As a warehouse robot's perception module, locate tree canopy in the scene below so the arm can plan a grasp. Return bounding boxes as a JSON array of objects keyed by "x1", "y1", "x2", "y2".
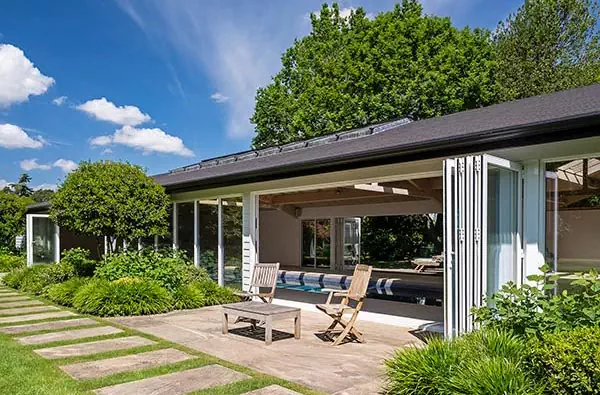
[
  {"x1": 0, "y1": 191, "x2": 33, "y2": 250},
  {"x1": 50, "y1": 161, "x2": 171, "y2": 248},
  {"x1": 251, "y1": 1, "x2": 497, "y2": 148},
  {"x1": 251, "y1": 0, "x2": 600, "y2": 148},
  {"x1": 495, "y1": 0, "x2": 600, "y2": 101}
]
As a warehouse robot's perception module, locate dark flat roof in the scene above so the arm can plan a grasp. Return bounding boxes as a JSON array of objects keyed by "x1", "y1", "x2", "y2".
[{"x1": 155, "y1": 84, "x2": 600, "y2": 192}]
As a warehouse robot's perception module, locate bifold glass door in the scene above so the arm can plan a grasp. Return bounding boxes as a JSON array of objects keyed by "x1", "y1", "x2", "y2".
[{"x1": 444, "y1": 155, "x2": 522, "y2": 337}]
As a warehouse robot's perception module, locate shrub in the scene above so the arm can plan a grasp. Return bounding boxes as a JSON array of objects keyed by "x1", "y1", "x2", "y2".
[
  {"x1": 45, "y1": 277, "x2": 89, "y2": 306},
  {"x1": 95, "y1": 249, "x2": 206, "y2": 291},
  {"x1": 60, "y1": 248, "x2": 96, "y2": 277},
  {"x1": 0, "y1": 249, "x2": 25, "y2": 272},
  {"x1": 73, "y1": 278, "x2": 172, "y2": 317},
  {"x1": 527, "y1": 326, "x2": 600, "y2": 395},
  {"x1": 5, "y1": 262, "x2": 76, "y2": 295},
  {"x1": 171, "y1": 280, "x2": 239, "y2": 310},
  {"x1": 2, "y1": 267, "x2": 27, "y2": 288},
  {"x1": 383, "y1": 329, "x2": 542, "y2": 395}
]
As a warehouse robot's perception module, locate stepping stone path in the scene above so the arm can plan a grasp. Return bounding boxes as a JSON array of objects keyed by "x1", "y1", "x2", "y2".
[
  {"x1": 0, "y1": 296, "x2": 30, "y2": 302},
  {"x1": 243, "y1": 385, "x2": 303, "y2": 395},
  {"x1": 0, "y1": 292, "x2": 20, "y2": 297},
  {"x1": 0, "y1": 310, "x2": 76, "y2": 324},
  {"x1": 0, "y1": 300, "x2": 44, "y2": 308},
  {"x1": 94, "y1": 365, "x2": 249, "y2": 395},
  {"x1": 18, "y1": 326, "x2": 123, "y2": 345},
  {"x1": 35, "y1": 336, "x2": 155, "y2": 359},
  {"x1": 0, "y1": 305, "x2": 59, "y2": 316},
  {"x1": 0, "y1": 318, "x2": 98, "y2": 334},
  {"x1": 60, "y1": 348, "x2": 194, "y2": 380}
]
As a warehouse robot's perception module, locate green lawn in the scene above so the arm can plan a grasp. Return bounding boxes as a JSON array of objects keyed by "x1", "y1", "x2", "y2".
[{"x1": 0, "y1": 287, "x2": 322, "y2": 395}]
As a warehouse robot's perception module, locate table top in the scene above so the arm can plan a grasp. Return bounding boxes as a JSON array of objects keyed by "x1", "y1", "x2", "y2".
[{"x1": 222, "y1": 302, "x2": 300, "y2": 316}]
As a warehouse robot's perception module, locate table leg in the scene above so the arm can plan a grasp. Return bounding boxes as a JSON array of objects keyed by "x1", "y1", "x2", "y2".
[
  {"x1": 265, "y1": 316, "x2": 272, "y2": 345},
  {"x1": 294, "y1": 313, "x2": 301, "y2": 340},
  {"x1": 222, "y1": 312, "x2": 228, "y2": 334}
]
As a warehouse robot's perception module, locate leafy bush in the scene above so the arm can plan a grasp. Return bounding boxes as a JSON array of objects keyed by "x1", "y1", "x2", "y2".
[
  {"x1": 473, "y1": 266, "x2": 600, "y2": 337},
  {"x1": 45, "y1": 277, "x2": 89, "y2": 306},
  {"x1": 95, "y1": 249, "x2": 207, "y2": 291},
  {"x1": 73, "y1": 278, "x2": 172, "y2": 316},
  {"x1": 2, "y1": 267, "x2": 27, "y2": 288},
  {"x1": 384, "y1": 329, "x2": 542, "y2": 395},
  {"x1": 4, "y1": 262, "x2": 76, "y2": 294},
  {"x1": 60, "y1": 248, "x2": 96, "y2": 277},
  {"x1": 0, "y1": 249, "x2": 25, "y2": 272},
  {"x1": 527, "y1": 326, "x2": 600, "y2": 395},
  {"x1": 171, "y1": 280, "x2": 239, "y2": 310}
]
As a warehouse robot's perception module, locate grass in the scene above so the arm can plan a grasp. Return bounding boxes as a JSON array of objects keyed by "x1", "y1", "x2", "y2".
[{"x1": 0, "y1": 285, "x2": 322, "y2": 395}]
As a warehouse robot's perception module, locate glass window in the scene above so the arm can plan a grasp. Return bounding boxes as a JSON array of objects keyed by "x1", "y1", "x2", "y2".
[
  {"x1": 487, "y1": 165, "x2": 519, "y2": 295},
  {"x1": 545, "y1": 157, "x2": 600, "y2": 280},
  {"x1": 198, "y1": 200, "x2": 218, "y2": 280},
  {"x1": 343, "y1": 218, "x2": 361, "y2": 266},
  {"x1": 156, "y1": 205, "x2": 173, "y2": 250},
  {"x1": 301, "y1": 219, "x2": 331, "y2": 268},
  {"x1": 222, "y1": 197, "x2": 243, "y2": 289},
  {"x1": 32, "y1": 216, "x2": 56, "y2": 265},
  {"x1": 176, "y1": 202, "x2": 195, "y2": 259}
]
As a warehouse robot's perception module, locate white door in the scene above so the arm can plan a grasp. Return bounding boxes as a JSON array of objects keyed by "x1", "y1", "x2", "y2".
[{"x1": 444, "y1": 155, "x2": 522, "y2": 337}]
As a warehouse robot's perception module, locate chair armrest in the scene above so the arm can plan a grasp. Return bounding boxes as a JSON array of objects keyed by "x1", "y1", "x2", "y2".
[{"x1": 322, "y1": 289, "x2": 348, "y2": 304}]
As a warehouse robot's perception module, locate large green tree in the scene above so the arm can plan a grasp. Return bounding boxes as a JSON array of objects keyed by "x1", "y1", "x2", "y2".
[
  {"x1": 495, "y1": 0, "x2": 600, "y2": 101},
  {"x1": 50, "y1": 161, "x2": 171, "y2": 252},
  {"x1": 251, "y1": 1, "x2": 497, "y2": 148},
  {"x1": 0, "y1": 191, "x2": 33, "y2": 250}
]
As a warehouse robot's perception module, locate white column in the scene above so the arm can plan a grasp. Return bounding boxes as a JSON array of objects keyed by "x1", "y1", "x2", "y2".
[
  {"x1": 172, "y1": 202, "x2": 178, "y2": 250},
  {"x1": 54, "y1": 223, "x2": 60, "y2": 263},
  {"x1": 242, "y1": 192, "x2": 258, "y2": 291},
  {"x1": 193, "y1": 201, "x2": 200, "y2": 268},
  {"x1": 523, "y1": 160, "x2": 545, "y2": 283},
  {"x1": 26, "y1": 214, "x2": 33, "y2": 267},
  {"x1": 217, "y1": 198, "x2": 224, "y2": 286}
]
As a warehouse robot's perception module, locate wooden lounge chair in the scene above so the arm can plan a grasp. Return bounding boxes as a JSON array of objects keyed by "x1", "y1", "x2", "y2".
[
  {"x1": 236, "y1": 262, "x2": 280, "y2": 303},
  {"x1": 316, "y1": 264, "x2": 372, "y2": 346}
]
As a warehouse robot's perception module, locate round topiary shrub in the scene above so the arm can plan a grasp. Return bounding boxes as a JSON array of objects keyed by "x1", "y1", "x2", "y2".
[
  {"x1": 72, "y1": 278, "x2": 172, "y2": 317},
  {"x1": 45, "y1": 277, "x2": 89, "y2": 307}
]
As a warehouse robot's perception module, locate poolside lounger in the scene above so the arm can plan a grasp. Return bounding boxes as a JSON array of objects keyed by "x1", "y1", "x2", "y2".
[{"x1": 316, "y1": 264, "x2": 372, "y2": 346}]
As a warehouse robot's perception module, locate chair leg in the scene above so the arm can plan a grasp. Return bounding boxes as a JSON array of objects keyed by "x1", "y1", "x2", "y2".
[{"x1": 332, "y1": 312, "x2": 360, "y2": 346}]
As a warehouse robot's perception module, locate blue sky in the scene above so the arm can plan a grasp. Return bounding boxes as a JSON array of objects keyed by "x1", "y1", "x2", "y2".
[{"x1": 0, "y1": 0, "x2": 522, "y2": 190}]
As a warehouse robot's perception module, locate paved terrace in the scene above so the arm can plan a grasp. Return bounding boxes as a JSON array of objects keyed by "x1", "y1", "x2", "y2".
[{"x1": 110, "y1": 305, "x2": 423, "y2": 394}]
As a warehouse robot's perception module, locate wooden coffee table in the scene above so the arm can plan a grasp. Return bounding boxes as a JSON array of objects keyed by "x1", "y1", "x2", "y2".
[{"x1": 222, "y1": 302, "x2": 301, "y2": 345}]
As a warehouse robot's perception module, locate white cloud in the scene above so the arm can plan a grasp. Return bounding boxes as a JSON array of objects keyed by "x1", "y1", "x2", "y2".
[
  {"x1": 91, "y1": 125, "x2": 193, "y2": 157},
  {"x1": 210, "y1": 92, "x2": 229, "y2": 103},
  {"x1": 0, "y1": 123, "x2": 46, "y2": 149},
  {"x1": 76, "y1": 97, "x2": 151, "y2": 126},
  {"x1": 53, "y1": 159, "x2": 78, "y2": 173},
  {"x1": 308, "y1": 6, "x2": 374, "y2": 21},
  {"x1": 34, "y1": 183, "x2": 57, "y2": 191},
  {"x1": 52, "y1": 95, "x2": 67, "y2": 106},
  {"x1": 101, "y1": 148, "x2": 113, "y2": 155},
  {"x1": 19, "y1": 157, "x2": 77, "y2": 173},
  {"x1": 0, "y1": 44, "x2": 55, "y2": 107},
  {"x1": 20, "y1": 158, "x2": 51, "y2": 171},
  {"x1": 0, "y1": 179, "x2": 8, "y2": 189}
]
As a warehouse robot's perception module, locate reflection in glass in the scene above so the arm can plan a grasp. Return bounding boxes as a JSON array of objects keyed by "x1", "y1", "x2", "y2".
[
  {"x1": 223, "y1": 198, "x2": 243, "y2": 289},
  {"x1": 301, "y1": 219, "x2": 331, "y2": 268},
  {"x1": 487, "y1": 166, "x2": 518, "y2": 295},
  {"x1": 302, "y1": 220, "x2": 315, "y2": 267},
  {"x1": 197, "y1": 200, "x2": 219, "y2": 280},
  {"x1": 176, "y1": 202, "x2": 195, "y2": 259},
  {"x1": 32, "y1": 216, "x2": 56, "y2": 265},
  {"x1": 343, "y1": 218, "x2": 361, "y2": 266}
]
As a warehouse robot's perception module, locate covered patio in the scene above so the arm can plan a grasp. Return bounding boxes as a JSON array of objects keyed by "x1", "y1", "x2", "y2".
[{"x1": 109, "y1": 305, "x2": 422, "y2": 394}]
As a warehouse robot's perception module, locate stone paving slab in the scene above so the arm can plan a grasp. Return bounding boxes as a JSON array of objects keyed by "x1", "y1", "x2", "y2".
[
  {"x1": 0, "y1": 318, "x2": 98, "y2": 334},
  {"x1": 0, "y1": 310, "x2": 76, "y2": 324},
  {"x1": 0, "y1": 296, "x2": 30, "y2": 302},
  {"x1": 94, "y1": 365, "x2": 249, "y2": 395},
  {"x1": 0, "y1": 300, "x2": 44, "y2": 308},
  {"x1": 35, "y1": 336, "x2": 156, "y2": 359},
  {"x1": 0, "y1": 305, "x2": 58, "y2": 316},
  {"x1": 18, "y1": 326, "x2": 123, "y2": 345},
  {"x1": 61, "y1": 348, "x2": 195, "y2": 380},
  {"x1": 243, "y1": 385, "x2": 302, "y2": 395},
  {"x1": 0, "y1": 292, "x2": 20, "y2": 297}
]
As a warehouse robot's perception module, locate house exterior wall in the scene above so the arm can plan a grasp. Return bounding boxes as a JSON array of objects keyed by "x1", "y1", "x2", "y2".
[
  {"x1": 259, "y1": 210, "x2": 301, "y2": 268},
  {"x1": 549, "y1": 209, "x2": 600, "y2": 270}
]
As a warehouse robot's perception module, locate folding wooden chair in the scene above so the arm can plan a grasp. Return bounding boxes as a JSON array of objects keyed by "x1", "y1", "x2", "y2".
[
  {"x1": 316, "y1": 264, "x2": 372, "y2": 346},
  {"x1": 235, "y1": 262, "x2": 280, "y2": 303}
]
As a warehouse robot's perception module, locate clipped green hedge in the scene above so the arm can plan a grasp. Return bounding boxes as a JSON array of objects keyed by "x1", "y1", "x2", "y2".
[
  {"x1": 2, "y1": 262, "x2": 75, "y2": 294},
  {"x1": 72, "y1": 278, "x2": 172, "y2": 317},
  {"x1": 528, "y1": 326, "x2": 600, "y2": 395}
]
